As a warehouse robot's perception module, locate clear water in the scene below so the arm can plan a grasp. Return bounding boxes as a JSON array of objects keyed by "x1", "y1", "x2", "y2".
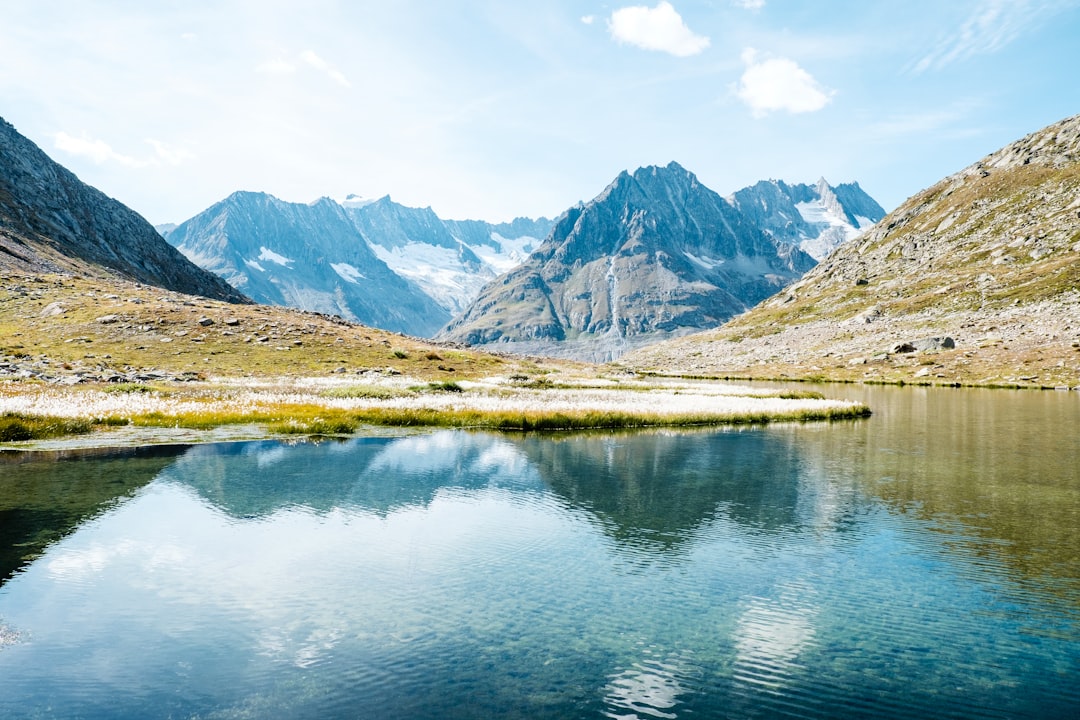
[{"x1": 1, "y1": 385, "x2": 1078, "y2": 719}]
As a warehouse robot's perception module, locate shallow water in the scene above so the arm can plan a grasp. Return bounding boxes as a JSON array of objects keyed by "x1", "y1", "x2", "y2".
[{"x1": 0, "y1": 385, "x2": 1078, "y2": 718}]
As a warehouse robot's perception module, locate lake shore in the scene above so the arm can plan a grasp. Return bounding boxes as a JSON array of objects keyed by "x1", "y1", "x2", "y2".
[{"x1": 0, "y1": 373, "x2": 870, "y2": 451}]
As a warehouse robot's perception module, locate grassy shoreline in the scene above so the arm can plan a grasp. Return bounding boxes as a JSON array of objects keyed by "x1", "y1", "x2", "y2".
[{"x1": 0, "y1": 375, "x2": 871, "y2": 447}]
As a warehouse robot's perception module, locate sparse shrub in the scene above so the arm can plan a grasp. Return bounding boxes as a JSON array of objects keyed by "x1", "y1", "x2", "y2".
[
  {"x1": 424, "y1": 351, "x2": 443, "y2": 361},
  {"x1": 421, "y1": 381, "x2": 464, "y2": 393},
  {"x1": 392, "y1": 349, "x2": 409, "y2": 359},
  {"x1": 103, "y1": 383, "x2": 157, "y2": 394}
]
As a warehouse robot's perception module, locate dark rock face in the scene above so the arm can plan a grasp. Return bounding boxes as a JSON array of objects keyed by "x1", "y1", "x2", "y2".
[
  {"x1": 438, "y1": 162, "x2": 820, "y2": 360},
  {"x1": 166, "y1": 192, "x2": 450, "y2": 336},
  {"x1": 0, "y1": 116, "x2": 247, "y2": 303}
]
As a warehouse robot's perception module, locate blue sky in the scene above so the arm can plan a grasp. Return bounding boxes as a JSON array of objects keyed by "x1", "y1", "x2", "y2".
[{"x1": 3, "y1": 0, "x2": 1079, "y2": 225}]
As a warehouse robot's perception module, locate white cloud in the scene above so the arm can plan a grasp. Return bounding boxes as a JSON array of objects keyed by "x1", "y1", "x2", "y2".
[
  {"x1": 54, "y1": 132, "x2": 193, "y2": 168},
  {"x1": 735, "y1": 48, "x2": 834, "y2": 117},
  {"x1": 608, "y1": 1, "x2": 710, "y2": 57},
  {"x1": 54, "y1": 131, "x2": 146, "y2": 167},
  {"x1": 300, "y1": 49, "x2": 351, "y2": 88},
  {"x1": 733, "y1": 0, "x2": 765, "y2": 8},
  {"x1": 147, "y1": 139, "x2": 194, "y2": 166},
  {"x1": 581, "y1": 15, "x2": 596, "y2": 25},
  {"x1": 911, "y1": 0, "x2": 1068, "y2": 73}
]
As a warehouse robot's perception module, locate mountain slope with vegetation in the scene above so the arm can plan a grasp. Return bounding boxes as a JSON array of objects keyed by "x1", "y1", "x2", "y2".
[{"x1": 624, "y1": 114, "x2": 1080, "y2": 388}]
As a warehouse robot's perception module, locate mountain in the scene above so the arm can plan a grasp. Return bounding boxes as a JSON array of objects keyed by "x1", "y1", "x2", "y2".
[
  {"x1": 0, "y1": 116, "x2": 247, "y2": 303},
  {"x1": 165, "y1": 192, "x2": 450, "y2": 336},
  {"x1": 342, "y1": 197, "x2": 551, "y2": 316},
  {"x1": 168, "y1": 190, "x2": 552, "y2": 333},
  {"x1": 437, "y1": 162, "x2": 821, "y2": 361},
  {"x1": 728, "y1": 178, "x2": 884, "y2": 260},
  {"x1": 624, "y1": 114, "x2": 1080, "y2": 388}
]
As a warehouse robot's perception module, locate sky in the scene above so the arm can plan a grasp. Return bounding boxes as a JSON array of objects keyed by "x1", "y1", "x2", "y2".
[{"x1": 2, "y1": 0, "x2": 1080, "y2": 226}]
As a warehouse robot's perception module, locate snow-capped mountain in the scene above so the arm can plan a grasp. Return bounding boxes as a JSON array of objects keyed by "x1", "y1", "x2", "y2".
[
  {"x1": 341, "y1": 197, "x2": 551, "y2": 316},
  {"x1": 728, "y1": 178, "x2": 885, "y2": 261},
  {"x1": 164, "y1": 192, "x2": 552, "y2": 336},
  {"x1": 165, "y1": 192, "x2": 450, "y2": 336}
]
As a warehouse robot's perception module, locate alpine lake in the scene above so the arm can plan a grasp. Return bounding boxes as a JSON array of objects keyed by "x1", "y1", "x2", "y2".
[{"x1": 1, "y1": 383, "x2": 1078, "y2": 719}]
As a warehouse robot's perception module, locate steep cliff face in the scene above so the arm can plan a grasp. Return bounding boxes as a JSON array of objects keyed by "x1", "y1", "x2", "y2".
[
  {"x1": 625, "y1": 114, "x2": 1080, "y2": 388},
  {"x1": 0, "y1": 116, "x2": 247, "y2": 303},
  {"x1": 439, "y1": 162, "x2": 819, "y2": 360},
  {"x1": 166, "y1": 192, "x2": 450, "y2": 336}
]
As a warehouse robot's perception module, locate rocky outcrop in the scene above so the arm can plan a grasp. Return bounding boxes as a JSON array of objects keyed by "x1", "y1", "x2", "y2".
[
  {"x1": 624, "y1": 114, "x2": 1080, "y2": 388},
  {"x1": 0, "y1": 117, "x2": 247, "y2": 303}
]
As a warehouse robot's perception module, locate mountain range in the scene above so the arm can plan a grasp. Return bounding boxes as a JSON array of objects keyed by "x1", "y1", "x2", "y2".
[
  {"x1": 0, "y1": 116, "x2": 246, "y2": 303},
  {"x1": 163, "y1": 193, "x2": 552, "y2": 336},
  {"x1": 625, "y1": 113, "x2": 1080, "y2": 388},
  {"x1": 164, "y1": 165, "x2": 880, "y2": 356},
  {"x1": 438, "y1": 162, "x2": 882, "y2": 360}
]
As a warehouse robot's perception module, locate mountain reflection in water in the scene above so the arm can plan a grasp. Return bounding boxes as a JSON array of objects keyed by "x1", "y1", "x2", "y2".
[{"x1": 0, "y1": 385, "x2": 1077, "y2": 720}]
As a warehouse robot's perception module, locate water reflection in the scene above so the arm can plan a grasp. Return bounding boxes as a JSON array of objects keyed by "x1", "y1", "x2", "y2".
[
  {"x1": 0, "y1": 446, "x2": 187, "y2": 583},
  {"x1": 1, "y1": 406, "x2": 1078, "y2": 719},
  {"x1": 776, "y1": 385, "x2": 1080, "y2": 606},
  {"x1": 603, "y1": 649, "x2": 697, "y2": 720},
  {"x1": 167, "y1": 433, "x2": 543, "y2": 518}
]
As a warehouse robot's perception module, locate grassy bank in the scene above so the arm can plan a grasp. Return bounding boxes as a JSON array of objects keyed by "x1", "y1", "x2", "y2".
[{"x1": 0, "y1": 376, "x2": 871, "y2": 444}]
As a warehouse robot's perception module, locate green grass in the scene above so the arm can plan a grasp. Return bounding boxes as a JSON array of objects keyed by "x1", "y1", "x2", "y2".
[
  {"x1": 0, "y1": 396, "x2": 872, "y2": 443},
  {"x1": 0, "y1": 412, "x2": 93, "y2": 441}
]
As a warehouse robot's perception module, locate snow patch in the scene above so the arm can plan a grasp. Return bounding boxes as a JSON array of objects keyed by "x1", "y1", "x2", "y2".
[
  {"x1": 371, "y1": 242, "x2": 493, "y2": 315},
  {"x1": 258, "y1": 247, "x2": 294, "y2": 267},
  {"x1": 339, "y1": 193, "x2": 377, "y2": 209},
  {"x1": 245, "y1": 260, "x2": 266, "y2": 272},
  {"x1": 474, "y1": 232, "x2": 539, "y2": 273},
  {"x1": 330, "y1": 262, "x2": 366, "y2": 284},
  {"x1": 684, "y1": 252, "x2": 726, "y2": 270}
]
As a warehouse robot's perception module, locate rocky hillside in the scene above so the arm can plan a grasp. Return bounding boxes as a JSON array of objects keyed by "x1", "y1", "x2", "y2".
[
  {"x1": 625, "y1": 114, "x2": 1080, "y2": 389},
  {"x1": 438, "y1": 162, "x2": 821, "y2": 361},
  {"x1": 0, "y1": 118, "x2": 247, "y2": 303},
  {"x1": 166, "y1": 192, "x2": 451, "y2": 336}
]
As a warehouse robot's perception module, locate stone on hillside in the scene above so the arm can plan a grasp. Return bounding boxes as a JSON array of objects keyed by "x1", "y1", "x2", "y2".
[{"x1": 891, "y1": 337, "x2": 955, "y2": 354}]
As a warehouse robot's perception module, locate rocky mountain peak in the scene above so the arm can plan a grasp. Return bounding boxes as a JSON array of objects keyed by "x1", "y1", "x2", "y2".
[{"x1": 438, "y1": 162, "x2": 822, "y2": 361}]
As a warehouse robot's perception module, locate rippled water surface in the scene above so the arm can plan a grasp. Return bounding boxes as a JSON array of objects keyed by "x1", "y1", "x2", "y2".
[{"x1": 1, "y1": 385, "x2": 1078, "y2": 719}]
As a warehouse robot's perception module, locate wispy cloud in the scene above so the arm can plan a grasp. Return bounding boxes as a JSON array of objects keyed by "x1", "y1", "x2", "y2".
[
  {"x1": 581, "y1": 15, "x2": 596, "y2": 25},
  {"x1": 300, "y1": 50, "x2": 351, "y2": 88},
  {"x1": 54, "y1": 132, "x2": 146, "y2": 167},
  {"x1": 734, "y1": 48, "x2": 834, "y2": 117},
  {"x1": 54, "y1": 132, "x2": 194, "y2": 168},
  {"x1": 608, "y1": 2, "x2": 710, "y2": 57},
  {"x1": 732, "y1": 0, "x2": 766, "y2": 9},
  {"x1": 147, "y1": 139, "x2": 195, "y2": 166},
  {"x1": 911, "y1": 0, "x2": 1071, "y2": 73},
  {"x1": 256, "y1": 50, "x2": 351, "y2": 87}
]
